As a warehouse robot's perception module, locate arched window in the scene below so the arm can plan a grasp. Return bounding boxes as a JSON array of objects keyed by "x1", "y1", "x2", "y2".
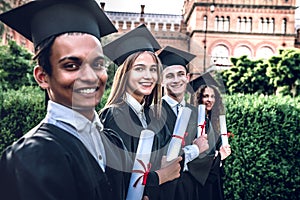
[
  {"x1": 256, "y1": 46, "x2": 274, "y2": 59},
  {"x1": 211, "y1": 44, "x2": 230, "y2": 65},
  {"x1": 234, "y1": 45, "x2": 252, "y2": 58}
]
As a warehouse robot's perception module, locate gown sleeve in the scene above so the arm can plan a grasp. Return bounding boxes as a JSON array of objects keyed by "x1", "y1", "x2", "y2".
[{"x1": 0, "y1": 136, "x2": 80, "y2": 200}]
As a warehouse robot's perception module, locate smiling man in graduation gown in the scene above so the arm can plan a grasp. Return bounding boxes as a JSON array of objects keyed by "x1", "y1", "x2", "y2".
[
  {"x1": 0, "y1": 0, "x2": 131, "y2": 199},
  {"x1": 159, "y1": 46, "x2": 210, "y2": 200}
]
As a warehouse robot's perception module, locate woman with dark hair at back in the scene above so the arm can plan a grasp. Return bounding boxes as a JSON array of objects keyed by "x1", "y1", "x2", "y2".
[{"x1": 193, "y1": 85, "x2": 232, "y2": 200}]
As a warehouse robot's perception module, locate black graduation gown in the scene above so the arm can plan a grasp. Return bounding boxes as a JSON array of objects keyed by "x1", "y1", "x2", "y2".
[
  {"x1": 0, "y1": 123, "x2": 130, "y2": 200},
  {"x1": 191, "y1": 119, "x2": 225, "y2": 200},
  {"x1": 161, "y1": 100, "x2": 200, "y2": 200},
  {"x1": 100, "y1": 103, "x2": 172, "y2": 199}
]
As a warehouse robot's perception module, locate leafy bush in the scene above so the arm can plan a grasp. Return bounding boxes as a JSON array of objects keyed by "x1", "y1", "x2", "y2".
[
  {"x1": 0, "y1": 86, "x2": 110, "y2": 154},
  {"x1": 0, "y1": 40, "x2": 36, "y2": 91},
  {"x1": 1, "y1": 90, "x2": 299, "y2": 199},
  {"x1": 0, "y1": 86, "x2": 45, "y2": 153},
  {"x1": 224, "y1": 94, "x2": 300, "y2": 199}
]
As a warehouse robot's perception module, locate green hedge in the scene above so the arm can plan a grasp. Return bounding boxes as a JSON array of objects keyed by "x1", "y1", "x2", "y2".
[
  {"x1": 0, "y1": 86, "x2": 45, "y2": 152},
  {"x1": 224, "y1": 94, "x2": 300, "y2": 199},
  {"x1": 0, "y1": 86, "x2": 110, "y2": 154},
  {"x1": 0, "y1": 88, "x2": 299, "y2": 198}
]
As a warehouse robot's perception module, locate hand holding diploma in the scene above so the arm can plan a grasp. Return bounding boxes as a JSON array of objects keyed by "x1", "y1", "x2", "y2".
[
  {"x1": 193, "y1": 134, "x2": 209, "y2": 154},
  {"x1": 126, "y1": 130, "x2": 154, "y2": 200},
  {"x1": 219, "y1": 114, "x2": 228, "y2": 145},
  {"x1": 166, "y1": 107, "x2": 192, "y2": 162},
  {"x1": 197, "y1": 105, "x2": 206, "y2": 137},
  {"x1": 155, "y1": 156, "x2": 182, "y2": 185}
]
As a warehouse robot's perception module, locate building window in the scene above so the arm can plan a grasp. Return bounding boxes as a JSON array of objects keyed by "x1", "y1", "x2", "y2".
[
  {"x1": 246, "y1": 17, "x2": 252, "y2": 32},
  {"x1": 234, "y1": 45, "x2": 252, "y2": 58},
  {"x1": 256, "y1": 46, "x2": 274, "y2": 59},
  {"x1": 211, "y1": 44, "x2": 231, "y2": 66},
  {"x1": 215, "y1": 16, "x2": 230, "y2": 32},
  {"x1": 203, "y1": 15, "x2": 207, "y2": 31},
  {"x1": 224, "y1": 17, "x2": 230, "y2": 31},
  {"x1": 214, "y1": 16, "x2": 218, "y2": 31},
  {"x1": 269, "y1": 18, "x2": 274, "y2": 33},
  {"x1": 282, "y1": 18, "x2": 287, "y2": 34},
  {"x1": 259, "y1": 17, "x2": 275, "y2": 33},
  {"x1": 237, "y1": 17, "x2": 252, "y2": 32},
  {"x1": 6, "y1": 32, "x2": 13, "y2": 41}
]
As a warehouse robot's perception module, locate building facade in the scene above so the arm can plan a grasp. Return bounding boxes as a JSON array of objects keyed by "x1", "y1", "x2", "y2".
[
  {"x1": 183, "y1": 0, "x2": 297, "y2": 74},
  {"x1": 1, "y1": 0, "x2": 298, "y2": 76}
]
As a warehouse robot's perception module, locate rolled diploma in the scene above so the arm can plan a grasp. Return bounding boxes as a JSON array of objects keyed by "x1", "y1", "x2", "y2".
[
  {"x1": 166, "y1": 107, "x2": 192, "y2": 162},
  {"x1": 197, "y1": 104, "x2": 206, "y2": 137},
  {"x1": 126, "y1": 129, "x2": 155, "y2": 200},
  {"x1": 219, "y1": 114, "x2": 228, "y2": 145}
]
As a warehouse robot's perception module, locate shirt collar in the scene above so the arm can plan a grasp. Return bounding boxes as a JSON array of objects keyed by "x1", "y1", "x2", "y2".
[
  {"x1": 45, "y1": 101, "x2": 103, "y2": 133},
  {"x1": 125, "y1": 92, "x2": 144, "y2": 113},
  {"x1": 162, "y1": 95, "x2": 186, "y2": 108}
]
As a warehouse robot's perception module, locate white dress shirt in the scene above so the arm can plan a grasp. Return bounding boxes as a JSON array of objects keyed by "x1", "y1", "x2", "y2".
[
  {"x1": 162, "y1": 95, "x2": 200, "y2": 171},
  {"x1": 125, "y1": 92, "x2": 147, "y2": 128},
  {"x1": 43, "y1": 101, "x2": 106, "y2": 171}
]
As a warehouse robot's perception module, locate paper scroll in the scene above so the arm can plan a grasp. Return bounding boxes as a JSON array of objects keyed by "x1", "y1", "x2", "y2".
[
  {"x1": 166, "y1": 107, "x2": 192, "y2": 162},
  {"x1": 126, "y1": 129, "x2": 155, "y2": 200},
  {"x1": 197, "y1": 104, "x2": 206, "y2": 137},
  {"x1": 219, "y1": 114, "x2": 228, "y2": 145}
]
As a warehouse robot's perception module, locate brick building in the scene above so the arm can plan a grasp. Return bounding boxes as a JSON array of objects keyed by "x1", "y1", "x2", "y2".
[
  {"x1": 183, "y1": 0, "x2": 297, "y2": 74},
  {"x1": 1, "y1": 0, "x2": 298, "y2": 76}
]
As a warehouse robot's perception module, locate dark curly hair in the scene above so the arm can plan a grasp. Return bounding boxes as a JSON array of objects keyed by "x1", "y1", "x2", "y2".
[{"x1": 193, "y1": 85, "x2": 225, "y2": 133}]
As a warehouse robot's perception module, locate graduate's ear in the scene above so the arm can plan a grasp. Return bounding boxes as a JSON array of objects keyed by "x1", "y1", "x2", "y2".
[
  {"x1": 34, "y1": 65, "x2": 49, "y2": 89},
  {"x1": 186, "y1": 72, "x2": 191, "y2": 82}
]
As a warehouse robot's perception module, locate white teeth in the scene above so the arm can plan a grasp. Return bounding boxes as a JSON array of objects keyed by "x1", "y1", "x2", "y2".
[
  {"x1": 78, "y1": 88, "x2": 96, "y2": 94},
  {"x1": 141, "y1": 83, "x2": 152, "y2": 86}
]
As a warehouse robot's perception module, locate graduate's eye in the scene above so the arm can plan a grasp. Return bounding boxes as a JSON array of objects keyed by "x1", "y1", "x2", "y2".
[
  {"x1": 92, "y1": 58, "x2": 106, "y2": 70},
  {"x1": 64, "y1": 63, "x2": 80, "y2": 70},
  {"x1": 150, "y1": 66, "x2": 157, "y2": 72},
  {"x1": 133, "y1": 65, "x2": 145, "y2": 72},
  {"x1": 165, "y1": 73, "x2": 174, "y2": 79},
  {"x1": 178, "y1": 71, "x2": 186, "y2": 77}
]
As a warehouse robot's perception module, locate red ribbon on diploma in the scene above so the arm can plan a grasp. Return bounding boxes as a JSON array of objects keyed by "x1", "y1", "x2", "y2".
[
  {"x1": 132, "y1": 159, "x2": 152, "y2": 187},
  {"x1": 198, "y1": 121, "x2": 206, "y2": 136},
  {"x1": 172, "y1": 132, "x2": 188, "y2": 146},
  {"x1": 221, "y1": 132, "x2": 234, "y2": 138}
]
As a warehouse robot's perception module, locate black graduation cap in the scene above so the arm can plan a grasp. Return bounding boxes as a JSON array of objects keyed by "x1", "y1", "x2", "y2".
[
  {"x1": 103, "y1": 24, "x2": 161, "y2": 66},
  {"x1": 158, "y1": 46, "x2": 196, "y2": 70},
  {"x1": 0, "y1": 0, "x2": 117, "y2": 48},
  {"x1": 188, "y1": 72, "x2": 223, "y2": 93}
]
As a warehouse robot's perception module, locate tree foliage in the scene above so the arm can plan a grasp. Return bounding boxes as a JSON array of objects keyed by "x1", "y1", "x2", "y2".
[
  {"x1": 220, "y1": 55, "x2": 274, "y2": 95},
  {"x1": 219, "y1": 49, "x2": 300, "y2": 96},
  {"x1": 0, "y1": 40, "x2": 36, "y2": 91},
  {"x1": 266, "y1": 48, "x2": 300, "y2": 97}
]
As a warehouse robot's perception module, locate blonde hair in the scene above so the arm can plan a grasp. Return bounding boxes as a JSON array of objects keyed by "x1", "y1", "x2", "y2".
[{"x1": 105, "y1": 51, "x2": 163, "y2": 118}]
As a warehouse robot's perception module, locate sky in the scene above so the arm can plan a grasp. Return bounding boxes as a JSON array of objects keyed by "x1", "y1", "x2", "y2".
[
  {"x1": 100, "y1": 0, "x2": 300, "y2": 27},
  {"x1": 99, "y1": 0, "x2": 185, "y2": 15},
  {"x1": 100, "y1": 0, "x2": 299, "y2": 15}
]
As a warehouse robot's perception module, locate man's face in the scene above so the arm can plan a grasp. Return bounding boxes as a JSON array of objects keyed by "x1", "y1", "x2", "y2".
[
  {"x1": 162, "y1": 65, "x2": 190, "y2": 101},
  {"x1": 45, "y1": 34, "x2": 107, "y2": 113}
]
